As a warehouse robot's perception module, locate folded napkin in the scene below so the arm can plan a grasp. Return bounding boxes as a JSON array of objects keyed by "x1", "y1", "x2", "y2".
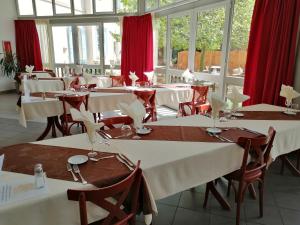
[
  {"x1": 144, "y1": 71, "x2": 154, "y2": 83},
  {"x1": 0, "y1": 154, "x2": 4, "y2": 171},
  {"x1": 208, "y1": 93, "x2": 226, "y2": 119},
  {"x1": 227, "y1": 86, "x2": 250, "y2": 111},
  {"x1": 118, "y1": 100, "x2": 146, "y2": 129},
  {"x1": 280, "y1": 84, "x2": 300, "y2": 106},
  {"x1": 182, "y1": 69, "x2": 194, "y2": 83},
  {"x1": 25, "y1": 65, "x2": 34, "y2": 75},
  {"x1": 129, "y1": 71, "x2": 139, "y2": 86},
  {"x1": 83, "y1": 72, "x2": 93, "y2": 85}
]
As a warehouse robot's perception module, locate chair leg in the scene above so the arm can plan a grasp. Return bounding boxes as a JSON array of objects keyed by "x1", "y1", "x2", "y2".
[
  {"x1": 203, "y1": 183, "x2": 210, "y2": 208},
  {"x1": 258, "y1": 182, "x2": 264, "y2": 217},
  {"x1": 248, "y1": 184, "x2": 257, "y2": 200},
  {"x1": 280, "y1": 156, "x2": 285, "y2": 175},
  {"x1": 297, "y1": 151, "x2": 300, "y2": 170},
  {"x1": 236, "y1": 182, "x2": 245, "y2": 225},
  {"x1": 227, "y1": 179, "x2": 232, "y2": 197}
]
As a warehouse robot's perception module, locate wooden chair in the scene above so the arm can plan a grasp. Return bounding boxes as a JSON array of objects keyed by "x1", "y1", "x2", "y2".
[
  {"x1": 59, "y1": 94, "x2": 89, "y2": 136},
  {"x1": 178, "y1": 85, "x2": 210, "y2": 116},
  {"x1": 204, "y1": 127, "x2": 276, "y2": 225},
  {"x1": 133, "y1": 90, "x2": 157, "y2": 122},
  {"x1": 99, "y1": 116, "x2": 134, "y2": 130},
  {"x1": 111, "y1": 76, "x2": 125, "y2": 87},
  {"x1": 67, "y1": 161, "x2": 142, "y2": 225}
]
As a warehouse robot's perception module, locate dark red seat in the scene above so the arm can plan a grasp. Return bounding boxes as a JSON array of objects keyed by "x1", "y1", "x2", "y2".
[
  {"x1": 59, "y1": 94, "x2": 89, "y2": 136},
  {"x1": 178, "y1": 85, "x2": 210, "y2": 116},
  {"x1": 67, "y1": 161, "x2": 142, "y2": 225},
  {"x1": 203, "y1": 127, "x2": 276, "y2": 225},
  {"x1": 111, "y1": 76, "x2": 125, "y2": 87},
  {"x1": 133, "y1": 90, "x2": 157, "y2": 122}
]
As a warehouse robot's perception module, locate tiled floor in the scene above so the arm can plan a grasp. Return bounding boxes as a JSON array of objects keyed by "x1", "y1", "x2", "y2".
[{"x1": 1, "y1": 93, "x2": 300, "y2": 225}]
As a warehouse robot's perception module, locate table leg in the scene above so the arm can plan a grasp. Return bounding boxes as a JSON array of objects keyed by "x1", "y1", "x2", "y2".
[
  {"x1": 280, "y1": 155, "x2": 300, "y2": 177},
  {"x1": 36, "y1": 116, "x2": 63, "y2": 141},
  {"x1": 203, "y1": 181, "x2": 231, "y2": 210}
]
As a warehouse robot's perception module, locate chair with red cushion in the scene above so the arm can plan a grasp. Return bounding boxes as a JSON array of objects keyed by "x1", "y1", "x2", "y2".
[
  {"x1": 67, "y1": 161, "x2": 142, "y2": 225},
  {"x1": 111, "y1": 76, "x2": 125, "y2": 87},
  {"x1": 59, "y1": 94, "x2": 89, "y2": 136},
  {"x1": 203, "y1": 127, "x2": 276, "y2": 225},
  {"x1": 133, "y1": 90, "x2": 157, "y2": 122},
  {"x1": 99, "y1": 115, "x2": 134, "y2": 130},
  {"x1": 178, "y1": 85, "x2": 210, "y2": 116}
]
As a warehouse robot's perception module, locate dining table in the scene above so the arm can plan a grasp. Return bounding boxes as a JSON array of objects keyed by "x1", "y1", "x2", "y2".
[{"x1": 2, "y1": 103, "x2": 300, "y2": 225}]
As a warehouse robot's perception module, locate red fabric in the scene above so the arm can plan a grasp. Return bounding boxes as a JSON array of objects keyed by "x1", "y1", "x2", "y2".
[
  {"x1": 243, "y1": 0, "x2": 300, "y2": 106},
  {"x1": 15, "y1": 20, "x2": 43, "y2": 71},
  {"x1": 121, "y1": 14, "x2": 153, "y2": 85}
]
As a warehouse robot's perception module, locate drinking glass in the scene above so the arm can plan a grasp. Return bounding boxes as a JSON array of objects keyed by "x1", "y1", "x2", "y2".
[
  {"x1": 121, "y1": 124, "x2": 132, "y2": 137},
  {"x1": 87, "y1": 132, "x2": 98, "y2": 158}
]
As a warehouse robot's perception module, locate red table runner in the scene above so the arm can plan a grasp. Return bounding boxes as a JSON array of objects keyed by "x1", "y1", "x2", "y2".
[
  {"x1": 90, "y1": 88, "x2": 132, "y2": 94},
  {"x1": 232, "y1": 111, "x2": 300, "y2": 120}
]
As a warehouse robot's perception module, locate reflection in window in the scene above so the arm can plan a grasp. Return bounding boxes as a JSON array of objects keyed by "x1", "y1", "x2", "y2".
[
  {"x1": 55, "y1": 0, "x2": 71, "y2": 14},
  {"x1": 155, "y1": 17, "x2": 167, "y2": 67},
  {"x1": 227, "y1": 0, "x2": 255, "y2": 77},
  {"x1": 17, "y1": 0, "x2": 34, "y2": 15},
  {"x1": 74, "y1": 0, "x2": 93, "y2": 15},
  {"x1": 117, "y1": 0, "x2": 138, "y2": 13},
  {"x1": 170, "y1": 15, "x2": 190, "y2": 70},
  {"x1": 194, "y1": 7, "x2": 225, "y2": 74},
  {"x1": 52, "y1": 26, "x2": 74, "y2": 64},
  {"x1": 77, "y1": 26, "x2": 100, "y2": 65},
  {"x1": 95, "y1": 0, "x2": 114, "y2": 12},
  {"x1": 104, "y1": 23, "x2": 121, "y2": 66},
  {"x1": 35, "y1": 0, "x2": 53, "y2": 16}
]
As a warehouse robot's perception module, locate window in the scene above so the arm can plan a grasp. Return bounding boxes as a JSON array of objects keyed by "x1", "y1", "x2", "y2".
[
  {"x1": 194, "y1": 7, "x2": 226, "y2": 74},
  {"x1": 35, "y1": 0, "x2": 53, "y2": 16},
  {"x1": 104, "y1": 23, "x2": 121, "y2": 66},
  {"x1": 95, "y1": 0, "x2": 114, "y2": 13},
  {"x1": 77, "y1": 26, "x2": 100, "y2": 65},
  {"x1": 160, "y1": 0, "x2": 176, "y2": 7},
  {"x1": 55, "y1": 0, "x2": 72, "y2": 14},
  {"x1": 155, "y1": 17, "x2": 167, "y2": 67},
  {"x1": 117, "y1": 0, "x2": 138, "y2": 13},
  {"x1": 17, "y1": 0, "x2": 34, "y2": 15},
  {"x1": 169, "y1": 15, "x2": 190, "y2": 70},
  {"x1": 52, "y1": 26, "x2": 74, "y2": 64},
  {"x1": 227, "y1": 0, "x2": 255, "y2": 77},
  {"x1": 146, "y1": 0, "x2": 158, "y2": 10},
  {"x1": 36, "y1": 21, "x2": 52, "y2": 69},
  {"x1": 74, "y1": 0, "x2": 93, "y2": 15}
]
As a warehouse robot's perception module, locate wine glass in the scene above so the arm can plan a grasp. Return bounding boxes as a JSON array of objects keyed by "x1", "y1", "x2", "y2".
[
  {"x1": 121, "y1": 124, "x2": 132, "y2": 137},
  {"x1": 87, "y1": 131, "x2": 98, "y2": 158},
  {"x1": 285, "y1": 99, "x2": 292, "y2": 113}
]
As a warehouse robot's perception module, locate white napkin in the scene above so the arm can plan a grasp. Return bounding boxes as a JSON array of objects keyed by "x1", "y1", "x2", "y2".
[
  {"x1": 118, "y1": 100, "x2": 146, "y2": 129},
  {"x1": 208, "y1": 93, "x2": 226, "y2": 119},
  {"x1": 25, "y1": 65, "x2": 34, "y2": 75},
  {"x1": 83, "y1": 72, "x2": 93, "y2": 85},
  {"x1": 280, "y1": 84, "x2": 300, "y2": 106},
  {"x1": 129, "y1": 71, "x2": 139, "y2": 86},
  {"x1": 75, "y1": 65, "x2": 83, "y2": 75},
  {"x1": 0, "y1": 154, "x2": 4, "y2": 171},
  {"x1": 144, "y1": 71, "x2": 154, "y2": 83},
  {"x1": 182, "y1": 69, "x2": 194, "y2": 83},
  {"x1": 227, "y1": 86, "x2": 250, "y2": 111}
]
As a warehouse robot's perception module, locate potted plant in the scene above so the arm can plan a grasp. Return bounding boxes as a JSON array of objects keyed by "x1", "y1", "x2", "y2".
[{"x1": 0, "y1": 52, "x2": 20, "y2": 91}]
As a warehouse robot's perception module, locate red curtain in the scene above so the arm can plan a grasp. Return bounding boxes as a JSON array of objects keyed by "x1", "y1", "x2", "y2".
[
  {"x1": 15, "y1": 20, "x2": 43, "y2": 71},
  {"x1": 121, "y1": 14, "x2": 153, "y2": 85},
  {"x1": 243, "y1": 0, "x2": 300, "y2": 106}
]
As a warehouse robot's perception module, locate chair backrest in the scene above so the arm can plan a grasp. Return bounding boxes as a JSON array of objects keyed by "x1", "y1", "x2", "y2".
[
  {"x1": 191, "y1": 85, "x2": 209, "y2": 105},
  {"x1": 59, "y1": 94, "x2": 89, "y2": 115},
  {"x1": 67, "y1": 161, "x2": 142, "y2": 225},
  {"x1": 133, "y1": 89, "x2": 156, "y2": 109},
  {"x1": 100, "y1": 116, "x2": 134, "y2": 129},
  {"x1": 111, "y1": 76, "x2": 125, "y2": 87},
  {"x1": 237, "y1": 127, "x2": 276, "y2": 179},
  {"x1": 136, "y1": 81, "x2": 150, "y2": 87}
]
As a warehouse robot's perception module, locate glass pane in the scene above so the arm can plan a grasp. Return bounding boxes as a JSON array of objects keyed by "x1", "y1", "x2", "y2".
[
  {"x1": 17, "y1": 0, "x2": 34, "y2": 15},
  {"x1": 35, "y1": 0, "x2": 53, "y2": 16},
  {"x1": 155, "y1": 17, "x2": 167, "y2": 67},
  {"x1": 52, "y1": 26, "x2": 74, "y2": 64},
  {"x1": 104, "y1": 23, "x2": 121, "y2": 66},
  {"x1": 227, "y1": 0, "x2": 255, "y2": 77},
  {"x1": 117, "y1": 0, "x2": 138, "y2": 13},
  {"x1": 160, "y1": 0, "x2": 176, "y2": 7},
  {"x1": 95, "y1": 0, "x2": 114, "y2": 12},
  {"x1": 55, "y1": 0, "x2": 71, "y2": 14},
  {"x1": 170, "y1": 15, "x2": 190, "y2": 70},
  {"x1": 77, "y1": 26, "x2": 100, "y2": 65},
  {"x1": 74, "y1": 0, "x2": 93, "y2": 15},
  {"x1": 146, "y1": 0, "x2": 157, "y2": 10},
  {"x1": 194, "y1": 7, "x2": 225, "y2": 74}
]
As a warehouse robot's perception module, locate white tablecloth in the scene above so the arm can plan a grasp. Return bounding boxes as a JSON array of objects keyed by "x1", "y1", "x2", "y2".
[
  {"x1": 19, "y1": 87, "x2": 193, "y2": 127},
  {"x1": 20, "y1": 80, "x2": 65, "y2": 93},
  {"x1": 78, "y1": 76, "x2": 112, "y2": 88},
  {"x1": 2, "y1": 104, "x2": 300, "y2": 225}
]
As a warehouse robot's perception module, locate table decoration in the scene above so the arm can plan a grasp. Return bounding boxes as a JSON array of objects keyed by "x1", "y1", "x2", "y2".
[
  {"x1": 207, "y1": 93, "x2": 226, "y2": 134},
  {"x1": 129, "y1": 71, "x2": 139, "y2": 86},
  {"x1": 182, "y1": 69, "x2": 194, "y2": 83},
  {"x1": 227, "y1": 86, "x2": 250, "y2": 117},
  {"x1": 280, "y1": 84, "x2": 300, "y2": 115}
]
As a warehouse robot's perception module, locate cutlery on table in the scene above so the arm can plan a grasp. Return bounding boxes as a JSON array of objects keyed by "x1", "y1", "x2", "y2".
[
  {"x1": 114, "y1": 131, "x2": 133, "y2": 139},
  {"x1": 217, "y1": 135, "x2": 234, "y2": 143},
  {"x1": 72, "y1": 164, "x2": 87, "y2": 185},
  {"x1": 238, "y1": 127, "x2": 262, "y2": 135},
  {"x1": 67, "y1": 163, "x2": 78, "y2": 182},
  {"x1": 116, "y1": 155, "x2": 134, "y2": 171},
  {"x1": 89, "y1": 155, "x2": 115, "y2": 162},
  {"x1": 98, "y1": 130, "x2": 112, "y2": 139},
  {"x1": 118, "y1": 153, "x2": 135, "y2": 167}
]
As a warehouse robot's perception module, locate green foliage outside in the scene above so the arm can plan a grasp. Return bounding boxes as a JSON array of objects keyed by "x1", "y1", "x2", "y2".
[{"x1": 118, "y1": 0, "x2": 138, "y2": 13}]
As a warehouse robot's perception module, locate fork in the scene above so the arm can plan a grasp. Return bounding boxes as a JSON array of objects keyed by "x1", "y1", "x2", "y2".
[
  {"x1": 72, "y1": 164, "x2": 87, "y2": 184},
  {"x1": 67, "y1": 163, "x2": 78, "y2": 181}
]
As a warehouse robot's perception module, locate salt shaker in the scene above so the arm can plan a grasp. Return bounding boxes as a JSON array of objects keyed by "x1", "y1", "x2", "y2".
[{"x1": 34, "y1": 164, "x2": 45, "y2": 189}]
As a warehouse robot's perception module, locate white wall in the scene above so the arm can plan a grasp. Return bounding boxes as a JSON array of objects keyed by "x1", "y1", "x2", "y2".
[{"x1": 0, "y1": 0, "x2": 17, "y2": 91}]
